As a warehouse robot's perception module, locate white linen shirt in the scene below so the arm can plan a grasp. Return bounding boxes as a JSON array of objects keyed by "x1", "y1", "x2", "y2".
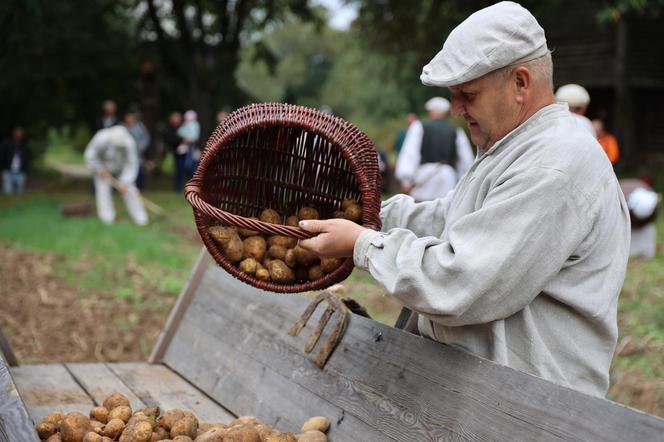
[
  {"x1": 354, "y1": 103, "x2": 630, "y2": 397},
  {"x1": 84, "y1": 126, "x2": 139, "y2": 185}
]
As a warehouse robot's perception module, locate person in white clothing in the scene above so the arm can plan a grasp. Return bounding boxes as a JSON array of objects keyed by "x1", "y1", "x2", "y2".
[
  {"x1": 84, "y1": 125, "x2": 148, "y2": 226},
  {"x1": 555, "y1": 84, "x2": 596, "y2": 137},
  {"x1": 395, "y1": 97, "x2": 474, "y2": 201}
]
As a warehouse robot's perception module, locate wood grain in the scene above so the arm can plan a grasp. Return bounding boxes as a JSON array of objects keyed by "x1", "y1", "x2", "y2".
[
  {"x1": 0, "y1": 356, "x2": 39, "y2": 442},
  {"x1": 66, "y1": 363, "x2": 147, "y2": 409}
]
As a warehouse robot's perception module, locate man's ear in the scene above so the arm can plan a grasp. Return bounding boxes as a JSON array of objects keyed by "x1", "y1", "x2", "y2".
[{"x1": 513, "y1": 66, "x2": 532, "y2": 104}]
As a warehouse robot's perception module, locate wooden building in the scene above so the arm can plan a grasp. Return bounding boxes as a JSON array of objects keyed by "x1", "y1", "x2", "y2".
[{"x1": 538, "y1": 3, "x2": 664, "y2": 165}]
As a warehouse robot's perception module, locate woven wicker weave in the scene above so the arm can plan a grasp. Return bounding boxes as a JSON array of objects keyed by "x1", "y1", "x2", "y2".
[{"x1": 185, "y1": 103, "x2": 382, "y2": 293}]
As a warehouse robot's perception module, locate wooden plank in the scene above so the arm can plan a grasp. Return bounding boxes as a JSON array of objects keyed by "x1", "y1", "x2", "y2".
[
  {"x1": 0, "y1": 327, "x2": 18, "y2": 367},
  {"x1": 107, "y1": 362, "x2": 235, "y2": 424},
  {"x1": 149, "y1": 247, "x2": 210, "y2": 363},
  {"x1": 164, "y1": 267, "x2": 664, "y2": 442},
  {"x1": 65, "y1": 363, "x2": 147, "y2": 410},
  {"x1": 11, "y1": 364, "x2": 94, "y2": 424},
  {"x1": 0, "y1": 355, "x2": 39, "y2": 442}
]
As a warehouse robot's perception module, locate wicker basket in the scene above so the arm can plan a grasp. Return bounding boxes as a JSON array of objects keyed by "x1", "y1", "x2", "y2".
[{"x1": 185, "y1": 103, "x2": 382, "y2": 293}]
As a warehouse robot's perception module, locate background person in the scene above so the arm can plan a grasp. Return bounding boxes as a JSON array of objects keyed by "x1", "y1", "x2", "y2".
[
  {"x1": 555, "y1": 84, "x2": 596, "y2": 137},
  {"x1": 178, "y1": 110, "x2": 201, "y2": 177},
  {"x1": 593, "y1": 118, "x2": 620, "y2": 167},
  {"x1": 97, "y1": 100, "x2": 119, "y2": 130},
  {"x1": 395, "y1": 97, "x2": 474, "y2": 201},
  {"x1": 1, "y1": 127, "x2": 30, "y2": 194},
  {"x1": 123, "y1": 111, "x2": 151, "y2": 189},
  {"x1": 84, "y1": 125, "x2": 148, "y2": 225}
]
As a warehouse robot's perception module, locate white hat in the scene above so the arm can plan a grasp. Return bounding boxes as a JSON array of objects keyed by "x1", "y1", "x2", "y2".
[
  {"x1": 184, "y1": 110, "x2": 198, "y2": 121},
  {"x1": 555, "y1": 84, "x2": 590, "y2": 107},
  {"x1": 628, "y1": 187, "x2": 659, "y2": 220},
  {"x1": 421, "y1": 2, "x2": 549, "y2": 87},
  {"x1": 425, "y1": 97, "x2": 450, "y2": 113}
]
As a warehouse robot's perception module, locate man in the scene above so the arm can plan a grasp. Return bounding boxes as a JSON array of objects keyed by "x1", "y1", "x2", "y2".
[
  {"x1": 298, "y1": 1, "x2": 629, "y2": 397},
  {"x1": 395, "y1": 97, "x2": 474, "y2": 200},
  {"x1": 84, "y1": 125, "x2": 148, "y2": 226},
  {"x1": 163, "y1": 111, "x2": 185, "y2": 191},
  {"x1": 123, "y1": 111, "x2": 151, "y2": 189},
  {"x1": 592, "y1": 118, "x2": 620, "y2": 166},
  {"x1": 393, "y1": 113, "x2": 419, "y2": 155},
  {"x1": 620, "y1": 178, "x2": 659, "y2": 259},
  {"x1": 1, "y1": 127, "x2": 30, "y2": 194},
  {"x1": 97, "y1": 100, "x2": 119, "y2": 130},
  {"x1": 555, "y1": 84, "x2": 596, "y2": 137}
]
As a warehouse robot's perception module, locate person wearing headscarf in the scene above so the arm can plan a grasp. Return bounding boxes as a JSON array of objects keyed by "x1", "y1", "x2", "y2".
[
  {"x1": 555, "y1": 84, "x2": 596, "y2": 137},
  {"x1": 395, "y1": 97, "x2": 474, "y2": 201},
  {"x1": 297, "y1": 1, "x2": 629, "y2": 397},
  {"x1": 84, "y1": 125, "x2": 148, "y2": 225}
]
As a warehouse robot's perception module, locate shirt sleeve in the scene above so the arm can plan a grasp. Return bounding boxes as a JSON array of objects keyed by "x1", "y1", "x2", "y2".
[
  {"x1": 354, "y1": 166, "x2": 592, "y2": 326},
  {"x1": 84, "y1": 131, "x2": 106, "y2": 172},
  {"x1": 379, "y1": 192, "x2": 455, "y2": 238},
  {"x1": 395, "y1": 121, "x2": 423, "y2": 187},
  {"x1": 455, "y1": 128, "x2": 475, "y2": 178}
]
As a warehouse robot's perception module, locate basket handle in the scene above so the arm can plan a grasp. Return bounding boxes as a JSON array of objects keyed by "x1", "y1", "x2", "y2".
[{"x1": 185, "y1": 183, "x2": 316, "y2": 240}]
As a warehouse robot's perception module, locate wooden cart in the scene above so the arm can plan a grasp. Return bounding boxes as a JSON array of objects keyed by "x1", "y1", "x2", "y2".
[{"x1": 3, "y1": 250, "x2": 664, "y2": 441}]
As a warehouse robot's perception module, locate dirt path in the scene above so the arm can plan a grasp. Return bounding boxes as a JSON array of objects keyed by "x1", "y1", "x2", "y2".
[{"x1": 0, "y1": 244, "x2": 174, "y2": 363}]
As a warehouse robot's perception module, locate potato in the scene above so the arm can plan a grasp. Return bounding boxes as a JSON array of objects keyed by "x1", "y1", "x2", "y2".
[
  {"x1": 119, "y1": 419, "x2": 153, "y2": 442},
  {"x1": 222, "y1": 425, "x2": 261, "y2": 442},
  {"x1": 254, "y1": 424, "x2": 273, "y2": 440},
  {"x1": 268, "y1": 244, "x2": 287, "y2": 260},
  {"x1": 293, "y1": 245, "x2": 318, "y2": 267},
  {"x1": 333, "y1": 211, "x2": 346, "y2": 219},
  {"x1": 90, "y1": 407, "x2": 109, "y2": 424},
  {"x1": 344, "y1": 204, "x2": 362, "y2": 223},
  {"x1": 61, "y1": 412, "x2": 92, "y2": 442},
  {"x1": 229, "y1": 416, "x2": 260, "y2": 427},
  {"x1": 82, "y1": 432, "x2": 102, "y2": 442},
  {"x1": 43, "y1": 411, "x2": 66, "y2": 427},
  {"x1": 109, "y1": 405, "x2": 132, "y2": 423},
  {"x1": 255, "y1": 267, "x2": 270, "y2": 281},
  {"x1": 320, "y1": 258, "x2": 342, "y2": 274},
  {"x1": 209, "y1": 226, "x2": 244, "y2": 263},
  {"x1": 46, "y1": 435, "x2": 63, "y2": 442},
  {"x1": 301, "y1": 417, "x2": 330, "y2": 434},
  {"x1": 341, "y1": 199, "x2": 356, "y2": 211},
  {"x1": 172, "y1": 436, "x2": 193, "y2": 442},
  {"x1": 194, "y1": 427, "x2": 227, "y2": 442},
  {"x1": 139, "y1": 406, "x2": 160, "y2": 419},
  {"x1": 267, "y1": 235, "x2": 297, "y2": 249},
  {"x1": 159, "y1": 410, "x2": 194, "y2": 431},
  {"x1": 264, "y1": 432, "x2": 297, "y2": 442},
  {"x1": 243, "y1": 236, "x2": 267, "y2": 260},
  {"x1": 101, "y1": 438, "x2": 112, "y2": 442},
  {"x1": 90, "y1": 420, "x2": 104, "y2": 435},
  {"x1": 238, "y1": 217, "x2": 260, "y2": 237},
  {"x1": 285, "y1": 215, "x2": 299, "y2": 227},
  {"x1": 169, "y1": 416, "x2": 198, "y2": 439},
  {"x1": 103, "y1": 418, "x2": 125, "y2": 439},
  {"x1": 284, "y1": 249, "x2": 297, "y2": 268},
  {"x1": 239, "y1": 258, "x2": 258, "y2": 275},
  {"x1": 259, "y1": 209, "x2": 282, "y2": 224},
  {"x1": 36, "y1": 421, "x2": 58, "y2": 440},
  {"x1": 267, "y1": 259, "x2": 295, "y2": 284},
  {"x1": 295, "y1": 430, "x2": 327, "y2": 442},
  {"x1": 298, "y1": 207, "x2": 319, "y2": 220},
  {"x1": 308, "y1": 265, "x2": 324, "y2": 281},
  {"x1": 151, "y1": 426, "x2": 169, "y2": 441},
  {"x1": 102, "y1": 392, "x2": 131, "y2": 411}
]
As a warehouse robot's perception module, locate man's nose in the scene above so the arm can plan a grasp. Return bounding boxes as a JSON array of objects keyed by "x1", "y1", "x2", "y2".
[{"x1": 450, "y1": 97, "x2": 464, "y2": 117}]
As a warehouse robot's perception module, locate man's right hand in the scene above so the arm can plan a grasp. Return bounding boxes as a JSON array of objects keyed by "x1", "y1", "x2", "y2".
[{"x1": 98, "y1": 169, "x2": 111, "y2": 180}]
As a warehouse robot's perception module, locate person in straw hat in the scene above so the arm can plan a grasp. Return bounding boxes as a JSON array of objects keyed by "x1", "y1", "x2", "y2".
[
  {"x1": 395, "y1": 96, "x2": 474, "y2": 201},
  {"x1": 555, "y1": 83, "x2": 596, "y2": 137},
  {"x1": 299, "y1": 1, "x2": 629, "y2": 397}
]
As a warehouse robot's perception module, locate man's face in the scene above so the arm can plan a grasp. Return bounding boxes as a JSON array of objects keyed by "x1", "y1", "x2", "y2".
[{"x1": 449, "y1": 71, "x2": 517, "y2": 150}]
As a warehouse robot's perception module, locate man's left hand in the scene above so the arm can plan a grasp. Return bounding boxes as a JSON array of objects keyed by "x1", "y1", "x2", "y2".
[{"x1": 298, "y1": 219, "x2": 367, "y2": 258}]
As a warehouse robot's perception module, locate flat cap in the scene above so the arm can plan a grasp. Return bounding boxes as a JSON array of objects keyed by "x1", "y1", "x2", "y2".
[
  {"x1": 425, "y1": 97, "x2": 450, "y2": 113},
  {"x1": 555, "y1": 84, "x2": 591, "y2": 107},
  {"x1": 421, "y1": 1, "x2": 549, "y2": 87}
]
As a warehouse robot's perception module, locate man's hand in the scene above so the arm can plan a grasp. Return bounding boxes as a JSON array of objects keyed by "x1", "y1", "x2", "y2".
[
  {"x1": 98, "y1": 168, "x2": 111, "y2": 180},
  {"x1": 298, "y1": 219, "x2": 367, "y2": 258}
]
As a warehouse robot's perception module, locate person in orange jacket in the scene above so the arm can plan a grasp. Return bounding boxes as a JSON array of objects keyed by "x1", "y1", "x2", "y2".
[{"x1": 592, "y1": 119, "x2": 620, "y2": 166}]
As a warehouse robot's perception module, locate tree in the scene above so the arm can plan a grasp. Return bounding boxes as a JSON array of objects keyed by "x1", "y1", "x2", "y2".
[{"x1": 139, "y1": 0, "x2": 320, "y2": 136}]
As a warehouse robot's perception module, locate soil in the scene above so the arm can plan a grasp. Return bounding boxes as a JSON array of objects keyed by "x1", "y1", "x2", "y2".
[{"x1": 0, "y1": 244, "x2": 175, "y2": 363}]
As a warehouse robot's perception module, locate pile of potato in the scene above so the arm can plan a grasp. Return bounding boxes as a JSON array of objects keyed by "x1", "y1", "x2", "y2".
[
  {"x1": 209, "y1": 199, "x2": 362, "y2": 284},
  {"x1": 35, "y1": 391, "x2": 331, "y2": 442}
]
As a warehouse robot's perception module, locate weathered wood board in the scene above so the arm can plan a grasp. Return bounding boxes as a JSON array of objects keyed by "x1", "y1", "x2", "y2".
[
  {"x1": 0, "y1": 355, "x2": 39, "y2": 442},
  {"x1": 163, "y1": 266, "x2": 664, "y2": 442}
]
